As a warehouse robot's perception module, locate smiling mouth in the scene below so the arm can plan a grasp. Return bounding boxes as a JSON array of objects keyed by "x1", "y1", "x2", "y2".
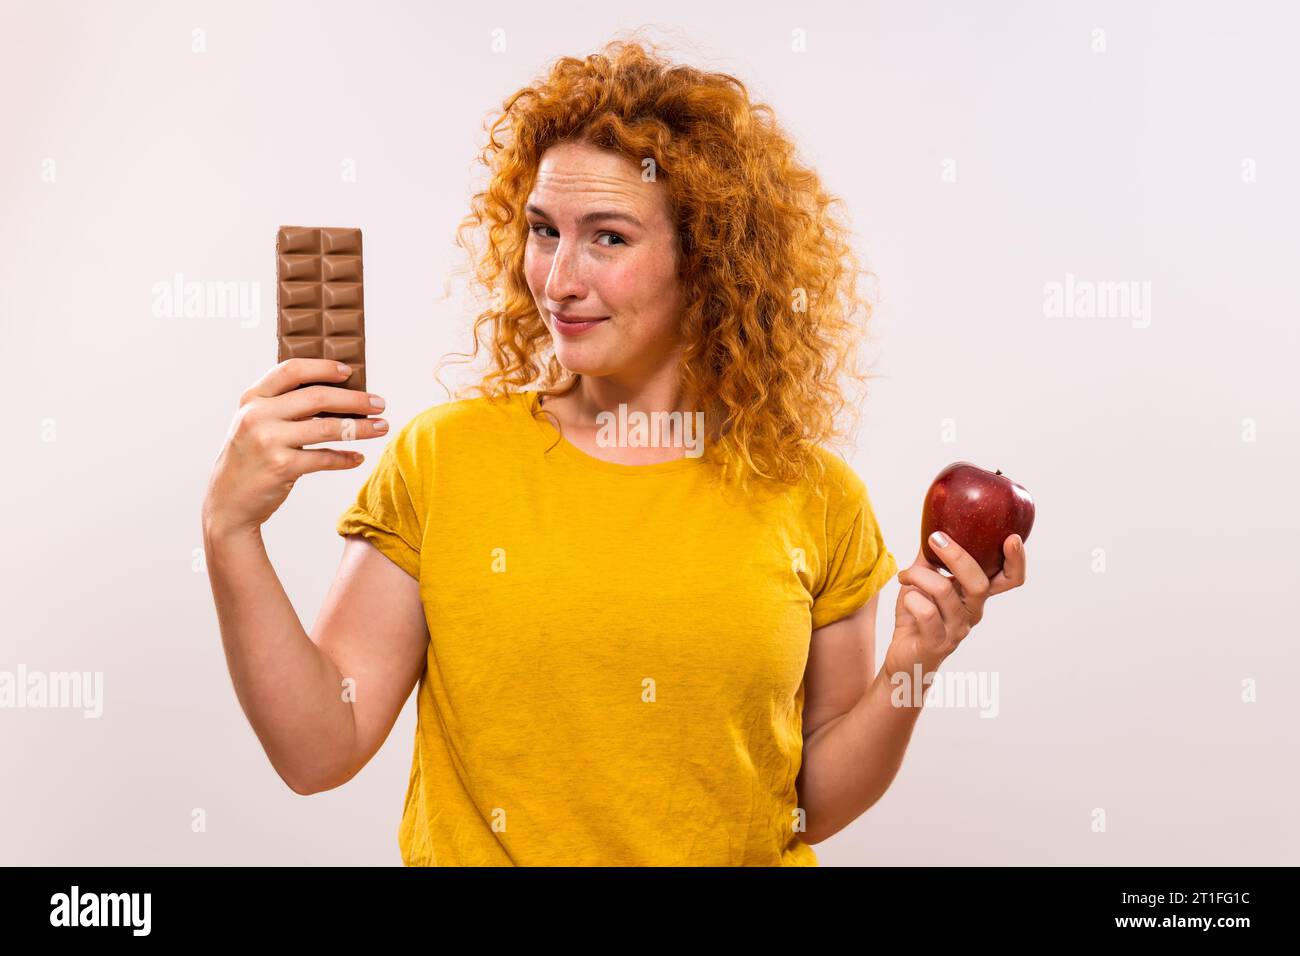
[{"x1": 551, "y1": 313, "x2": 609, "y2": 334}]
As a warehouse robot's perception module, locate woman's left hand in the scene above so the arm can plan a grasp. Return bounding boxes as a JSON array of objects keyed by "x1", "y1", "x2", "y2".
[{"x1": 883, "y1": 532, "x2": 1028, "y2": 676}]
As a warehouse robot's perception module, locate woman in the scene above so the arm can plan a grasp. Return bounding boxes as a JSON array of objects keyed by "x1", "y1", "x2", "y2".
[{"x1": 201, "y1": 39, "x2": 1027, "y2": 866}]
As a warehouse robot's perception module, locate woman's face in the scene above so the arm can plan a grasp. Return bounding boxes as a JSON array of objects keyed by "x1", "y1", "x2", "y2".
[{"x1": 523, "y1": 140, "x2": 685, "y2": 383}]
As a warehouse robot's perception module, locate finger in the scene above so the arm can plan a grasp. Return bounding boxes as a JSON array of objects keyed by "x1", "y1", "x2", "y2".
[
  {"x1": 897, "y1": 564, "x2": 968, "y2": 627},
  {"x1": 988, "y1": 535, "x2": 1027, "y2": 596},
  {"x1": 902, "y1": 588, "x2": 946, "y2": 648},
  {"x1": 243, "y1": 359, "x2": 354, "y2": 403},
  {"x1": 291, "y1": 448, "x2": 366, "y2": 474},
  {"x1": 273, "y1": 383, "x2": 384, "y2": 422},
  {"x1": 912, "y1": 544, "x2": 940, "y2": 572},
  {"x1": 276, "y1": 415, "x2": 389, "y2": 449},
  {"x1": 925, "y1": 531, "x2": 991, "y2": 603}
]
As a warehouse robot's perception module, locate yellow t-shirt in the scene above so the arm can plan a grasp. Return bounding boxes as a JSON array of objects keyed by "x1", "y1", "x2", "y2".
[{"x1": 335, "y1": 390, "x2": 897, "y2": 866}]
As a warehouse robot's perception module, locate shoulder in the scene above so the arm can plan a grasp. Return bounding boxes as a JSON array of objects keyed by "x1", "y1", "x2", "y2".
[
  {"x1": 398, "y1": 391, "x2": 526, "y2": 442},
  {"x1": 793, "y1": 444, "x2": 889, "y2": 546},
  {"x1": 381, "y1": 392, "x2": 530, "y2": 471},
  {"x1": 805, "y1": 445, "x2": 870, "y2": 509}
]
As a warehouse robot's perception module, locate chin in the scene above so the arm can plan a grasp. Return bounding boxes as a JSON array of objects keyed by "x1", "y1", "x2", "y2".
[{"x1": 552, "y1": 342, "x2": 618, "y2": 377}]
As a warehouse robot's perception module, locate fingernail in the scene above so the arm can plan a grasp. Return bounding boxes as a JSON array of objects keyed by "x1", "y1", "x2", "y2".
[
  {"x1": 373, "y1": 419, "x2": 388, "y2": 432},
  {"x1": 337, "y1": 363, "x2": 352, "y2": 375},
  {"x1": 369, "y1": 395, "x2": 386, "y2": 409},
  {"x1": 930, "y1": 531, "x2": 949, "y2": 548}
]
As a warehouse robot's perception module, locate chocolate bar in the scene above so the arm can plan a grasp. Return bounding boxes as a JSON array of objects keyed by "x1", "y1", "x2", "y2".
[{"x1": 276, "y1": 226, "x2": 366, "y2": 419}]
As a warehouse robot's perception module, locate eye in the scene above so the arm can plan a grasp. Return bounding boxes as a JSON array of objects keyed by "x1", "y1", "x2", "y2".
[{"x1": 528, "y1": 224, "x2": 625, "y2": 247}]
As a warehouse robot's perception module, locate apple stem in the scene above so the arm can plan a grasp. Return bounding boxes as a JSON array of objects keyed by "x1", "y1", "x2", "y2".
[{"x1": 996, "y1": 469, "x2": 1002, "y2": 476}]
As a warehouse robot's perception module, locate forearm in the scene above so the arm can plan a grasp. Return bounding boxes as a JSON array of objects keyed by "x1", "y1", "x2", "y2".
[
  {"x1": 202, "y1": 521, "x2": 358, "y2": 794},
  {"x1": 796, "y1": 660, "x2": 930, "y2": 844}
]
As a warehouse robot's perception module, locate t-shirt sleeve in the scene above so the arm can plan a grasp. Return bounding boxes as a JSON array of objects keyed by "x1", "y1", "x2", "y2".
[
  {"x1": 809, "y1": 463, "x2": 898, "y2": 631},
  {"x1": 335, "y1": 417, "x2": 424, "y2": 581}
]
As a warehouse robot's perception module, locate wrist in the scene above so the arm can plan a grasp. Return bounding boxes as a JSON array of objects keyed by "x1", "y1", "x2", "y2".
[
  {"x1": 202, "y1": 514, "x2": 264, "y2": 547},
  {"x1": 881, "y1": 646, "x2": 947, "y2": 684}
]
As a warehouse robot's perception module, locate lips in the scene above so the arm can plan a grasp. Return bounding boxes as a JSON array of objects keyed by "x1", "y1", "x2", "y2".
[
  {"x1": 553, "y1": 312, "x2": 607, "y2": 322},
  {"x1": 551, "y1": 312, "x2": 608, "y2": 336}
]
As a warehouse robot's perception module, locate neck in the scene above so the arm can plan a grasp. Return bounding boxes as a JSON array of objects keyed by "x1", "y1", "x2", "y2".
[{"x1": 561, "y1": 353, "x2": 698, "y2": 426}]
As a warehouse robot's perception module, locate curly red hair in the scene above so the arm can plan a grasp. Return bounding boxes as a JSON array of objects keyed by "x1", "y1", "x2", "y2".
[{"x1": 443, "y1": 34, "x2": 882, "y2": 492}]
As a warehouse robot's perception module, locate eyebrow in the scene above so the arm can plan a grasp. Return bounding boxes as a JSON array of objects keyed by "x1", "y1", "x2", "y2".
[{"x1": 525, "y1": 204, "x2": 643, "y2": 229}]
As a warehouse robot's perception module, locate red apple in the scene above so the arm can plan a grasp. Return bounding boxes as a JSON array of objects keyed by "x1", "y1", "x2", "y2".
[{"x1": 921, "y1": 462, "x2": 1035, "y2": 580}]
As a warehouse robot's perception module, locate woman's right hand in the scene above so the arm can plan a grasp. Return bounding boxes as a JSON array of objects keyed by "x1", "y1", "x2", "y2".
[{"x1": 202, "y1": 359, "x2": 389, "y2": 538}]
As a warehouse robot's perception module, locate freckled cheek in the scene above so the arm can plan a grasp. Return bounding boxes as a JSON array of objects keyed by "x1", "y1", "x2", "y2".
[
  {"x1": 598, "y1": 261, "x2": 649, "y2": 319},
  {"x1": 623, "y1": 265, "x2": 679, "y2": 334}
]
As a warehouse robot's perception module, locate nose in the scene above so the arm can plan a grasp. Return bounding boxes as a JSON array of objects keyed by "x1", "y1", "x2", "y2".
[{"x1": 543, "y1": 236, "x2": 587, "y2": 304}]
